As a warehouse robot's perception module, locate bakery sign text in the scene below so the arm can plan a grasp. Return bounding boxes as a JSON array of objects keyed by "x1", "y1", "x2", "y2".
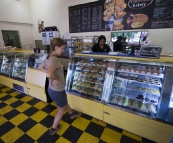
[{"x1": 128, "y1": 0, "x2": 154, "y2": 9}]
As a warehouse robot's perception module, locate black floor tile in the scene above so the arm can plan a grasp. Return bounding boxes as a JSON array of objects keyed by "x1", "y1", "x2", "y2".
[
  {"x1": 0, "y1": 95, "x2": 11, "y2": 101},
  {"x1": 15, "y1": 93, "x2": 26, "y2": 99},
  {"x1": 10, "y1": 100, "x2": 24, "y2": 108},
  {"x1": 18, "y1": 118, "x2": 37, "y2": 132},
  {"x1": 0, "y1": 138, "x2": 5, "y2": 143},
  {"x1": 14, "y1": 134, "x2": 35, "y2": 143},
  {"x1": 42, "y1": 104, "x2": 57, "y2": 113},
  {"x1": 0, "y1": 85, "x2": 6, "y2": 90},
  {"x1": 6, "y1": 89, "x2": 16, "y2": 94},
  {"x1": 98, "y1": 140, "x2": 107, "y2": 143},
  {"x1": 85, "y1": 122, "x2": 104, "y2": 138},
  {"x1": 27, "y1": 98, "x2": 40, "y2": 105},
  {"x1": 40, "y1": 115, "x2": 54, "y2": 128},
  {"x1": 81, "y1": 113, "x2": 93, "y2": 121},
  {"x1": 106, "y1": 124, "x2": 123, "y2": 133},
  {"x1": 61, "y1": 113, "x2": 74, "y2": 124},
  {"x1": 23, "y1": 107, "x2": 39, "y2": 117},
  {"x1": 62, "y1": 125, "x2": 83, "y2": 143},
  {"x1": 0, "y1": 102, "x2": 7, "y2": 108},
  {"x1": 37, "y1": 130, "x2": 60, "y2": 143},
  {"x1": 3, "y1": 109, "x2": 20, "y2": 120},
  {"x1": 142, "y1": 138, "x2": 156, "y2": 143},
  {"x1": 120, "y1": 135, "x2": 141, "y2": 143},
  {"x1": 0, "y1": 121, "x2": 15, "y2": 136}
]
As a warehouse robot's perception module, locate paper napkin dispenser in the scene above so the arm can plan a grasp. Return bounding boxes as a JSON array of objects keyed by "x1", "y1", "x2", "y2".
[{"x1": 139, "y1": 45, "x2": 162, "y2": 59}]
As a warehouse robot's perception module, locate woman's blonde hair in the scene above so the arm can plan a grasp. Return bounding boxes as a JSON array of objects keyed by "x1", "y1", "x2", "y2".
[{"x1": 47, "y1": 38, "x2": 66, "y2": 59}]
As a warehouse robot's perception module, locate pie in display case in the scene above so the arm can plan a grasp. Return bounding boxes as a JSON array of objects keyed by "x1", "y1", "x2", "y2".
[
  {"x1": 66, "y1": 57, "x2": 108, "y2": 100},
  {"x1": 108, "y1": 61, "x2": 165, "y2": 117},
  {"x1": 1, "y1": 53, "x2": 15, "y2": 77},
  {"x1": 12, "y1": 53, "x2": 30, "y2": 81}
]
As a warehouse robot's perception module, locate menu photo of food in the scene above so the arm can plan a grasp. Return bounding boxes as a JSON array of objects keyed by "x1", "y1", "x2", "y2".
[
  {"x1": 126, "y1": 13, "x2": 148, "y2": 29},
  {"x1": 103, "y1": 0, "x2": 127, "y2": 31}
]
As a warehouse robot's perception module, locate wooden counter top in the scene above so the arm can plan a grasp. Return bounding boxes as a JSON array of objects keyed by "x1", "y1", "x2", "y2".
[
  {"x1": 75, "y1": 53, "x2": 173, "y2": 64},
  {"x1": 2, "y1": 50, "x2": 34, "y2": 54}
]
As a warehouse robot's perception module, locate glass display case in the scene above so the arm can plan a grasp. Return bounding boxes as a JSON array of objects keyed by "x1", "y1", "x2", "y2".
[
  {"x1": 1, "y1": 53, "x2": 15, "y2": 77},
  {"x1": 107, "y1": 61, "x2": 165, "y2": 117},
  {"x1": 66, "y1": 56, "x2": 173, "y2": 123},
  {"x1": 28, "y1": 53, "x2": 48, "y2": 69},
  {"x1": 0, "y1": 53, "x2": 3, "y2": 73},
  {"x1": 12, "y1": 53, "x2": 30, "y2": 81},
  {"x1": 66, "y1": 57, "x2": 108, "y2": 101}
]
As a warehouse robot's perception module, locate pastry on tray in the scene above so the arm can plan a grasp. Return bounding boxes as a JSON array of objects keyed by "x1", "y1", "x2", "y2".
[
  {"x1": 123, "y1": 97, "x2": 129, "y2": 106},
  {"x1": 139, "y1": 102, "x2": 146, "y2": 111},
  {"x1": 148, "y1": 88, "x2": 152, "y2": 93},
  {"x1": 132, "y1": 100, "x2": 139, "y2": 108},
  {"x1": 118, "y1": 96, "x2": 125, "y2": 105},
  {"x1": 147, "y1": 104, "x2": 157, "y2": 113},
  {"x1": 92, "y1": 91, "x2": 100, "y2": 97},
  {"x1": 153, "y1": 89, "x2": 159, "y2": 95}
]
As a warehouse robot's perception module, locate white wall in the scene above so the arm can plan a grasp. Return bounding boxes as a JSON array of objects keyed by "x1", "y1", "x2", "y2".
[
  {"x1": 0, "y1": 0, "x2": 34, "y2": 49},
  {"x1": 30, "y1": 0, "x2": 173, "y2": 54}
]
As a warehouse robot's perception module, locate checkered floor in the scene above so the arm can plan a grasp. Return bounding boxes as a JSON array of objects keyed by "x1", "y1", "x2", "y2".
[{"x1": 0, "y1": 84, "x2": 155, "y2": 143}]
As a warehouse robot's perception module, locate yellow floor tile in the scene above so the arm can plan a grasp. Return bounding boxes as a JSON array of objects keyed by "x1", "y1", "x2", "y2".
[
  {"x1": 4, "y1": 97, "x2": 18, "y2": 105},
  {"x1": 56, "y1": 137, "x2": 72, "y2": 143},
  {"x1": 26, "y1": 123, "x2": 47, "y2": 140},
  {"x1": 101, "y1": 127, "x2": 122, "y2": 143},
  {"x1": 0, "y1": 92, "x2": 8, "y2": 98},
  {"x1": 72, "y1": 117, "x2": 90, "y2": 131},
  {"x1": 0, "y1": 116, "x2": 8, "y2": 125},
  {"x1": 1, "y1": 87, "x2": 11, "y2": 92},
  {"x1": 91, "y1": 118, "x2": 107, "y2": 127},
  {"x1": 50, "y1": 101, "x2": 57, "y2": 106},
  {"x1": 30, "y1": 110, "x2": 48, "y2": 122},
  {"x1": 16, "y1": 103, "x2": 31, "y2": 112},
  {"x1": 57, "y1": 120, "x2": 70, "y2": 136},
  {"x1": 10, "y1": 113, "x2": 28, "y2": 126},
  {"x1": 1, "y1": 127, "x2": 24, "y2": 143},
  {"x1": 20, "y1": 95, "x2": 33, "y2": 102},
  {"x1": 122, "y1": 131, "x2": 142, "y2": 141},
  {"x1": 10, "y1": 91, "x2": 21, "y2": 97},
  {"x1": 77, "y1": 132, "x2": 99, "y2": 143},
  {"x1": 34, "y1": 101, "x2": 47, "y2": 109},
  {"x1": 0, "y1": 106, "x2": 13, "y2": 115}
]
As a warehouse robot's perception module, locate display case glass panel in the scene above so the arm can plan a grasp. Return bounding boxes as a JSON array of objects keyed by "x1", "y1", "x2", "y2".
[
  {"x1": 0, "y1": 53, "x2": 3, "y2": 73},
  {"x1": 66, "y1": 57, "x2": 108, "y2": 100},
  {"x1": 1, "y1": 53, "x2": 15, "y2": 76},
  {"x1": 12, "y1": 53, "x2": 30, "y2": 81},
  {"x1": 108, "y1": 61, "x2": 165, "y2": 118}
]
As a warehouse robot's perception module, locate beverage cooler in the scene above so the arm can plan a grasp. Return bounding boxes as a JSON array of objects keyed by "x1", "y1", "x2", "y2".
[{"x1": 66, "y1": 56, "x2": 173, "y2": 124}]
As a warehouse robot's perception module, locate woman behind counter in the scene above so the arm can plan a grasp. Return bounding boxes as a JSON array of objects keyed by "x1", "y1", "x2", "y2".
[{"x1": 92, "y1": 35, "x2": 111, "y2": 53}]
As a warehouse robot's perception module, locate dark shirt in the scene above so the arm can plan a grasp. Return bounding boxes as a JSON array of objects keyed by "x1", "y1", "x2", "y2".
[
  {"x1": 113, "y1": 40, "x2": 123, "y2": 52},
  {"x1": 92, "y1": 44, "x2": 111, "y2": 53}
]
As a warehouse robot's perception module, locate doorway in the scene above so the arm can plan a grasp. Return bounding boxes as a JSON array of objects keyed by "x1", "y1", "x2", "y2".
[{"x1": 1, "y1": 30, "x2": 21, "y2": 48}]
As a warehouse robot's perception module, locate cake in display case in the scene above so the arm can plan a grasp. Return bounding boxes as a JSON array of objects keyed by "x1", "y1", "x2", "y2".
[
  {"x1": 1, "y1": 53, "x2": 15, "y2": 76},
  {"x1": 12, "y1": 53, "x2": 30, "y2": 81},
  {"x1": 66, "y1": 57, "x2": 108, "y2": 100}
]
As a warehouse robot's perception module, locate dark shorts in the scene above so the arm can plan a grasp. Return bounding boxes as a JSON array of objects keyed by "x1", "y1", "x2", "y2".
[{"x1": 48, "y1": 87, "x2": 68, "y2": 107}]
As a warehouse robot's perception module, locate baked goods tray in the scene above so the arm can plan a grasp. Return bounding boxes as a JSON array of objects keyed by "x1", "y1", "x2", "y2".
[
  {"x1": 115, "y1": 74, "x2": 162, "y2": 87},
  {"x1": 126, "y1": 90, "x2": 159, "y2": 105},
  {"x1": 118, "y1": 70, "x2": 164, "y2": 78},
  {"x1": 110, "y1": 96, "x2": 157, "y2": 113},
  {"x1": 126, "y1": 82, "x2": 160, "y2": 96},
  {"x1": 73, "y1": 78, "x2": 104, "y2": 85}
]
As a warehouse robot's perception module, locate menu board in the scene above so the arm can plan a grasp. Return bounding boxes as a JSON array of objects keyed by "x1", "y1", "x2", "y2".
[
  {"x1": 151, "y1": 0, "x2": 173, "y2": 29},
  {"x1": 69, "y1": 1, "x2": 105, "y2": 33},
  {"x1": 69, "y1": 0, "x2": 173, "y2": 33}
]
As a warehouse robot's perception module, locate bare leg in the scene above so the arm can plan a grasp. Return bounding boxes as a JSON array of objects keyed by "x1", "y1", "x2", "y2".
[
  {"x1": 65, "y1": 104, "x2": 73, "y2": 114},
  {"x1": 52, "y1": 106, "x2": 65, "y2": 129}
]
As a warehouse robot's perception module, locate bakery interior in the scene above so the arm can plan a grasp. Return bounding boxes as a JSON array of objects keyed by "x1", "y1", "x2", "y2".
[{"x1": 0, "y1": 0, "x2": 173, "y2": 143}]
